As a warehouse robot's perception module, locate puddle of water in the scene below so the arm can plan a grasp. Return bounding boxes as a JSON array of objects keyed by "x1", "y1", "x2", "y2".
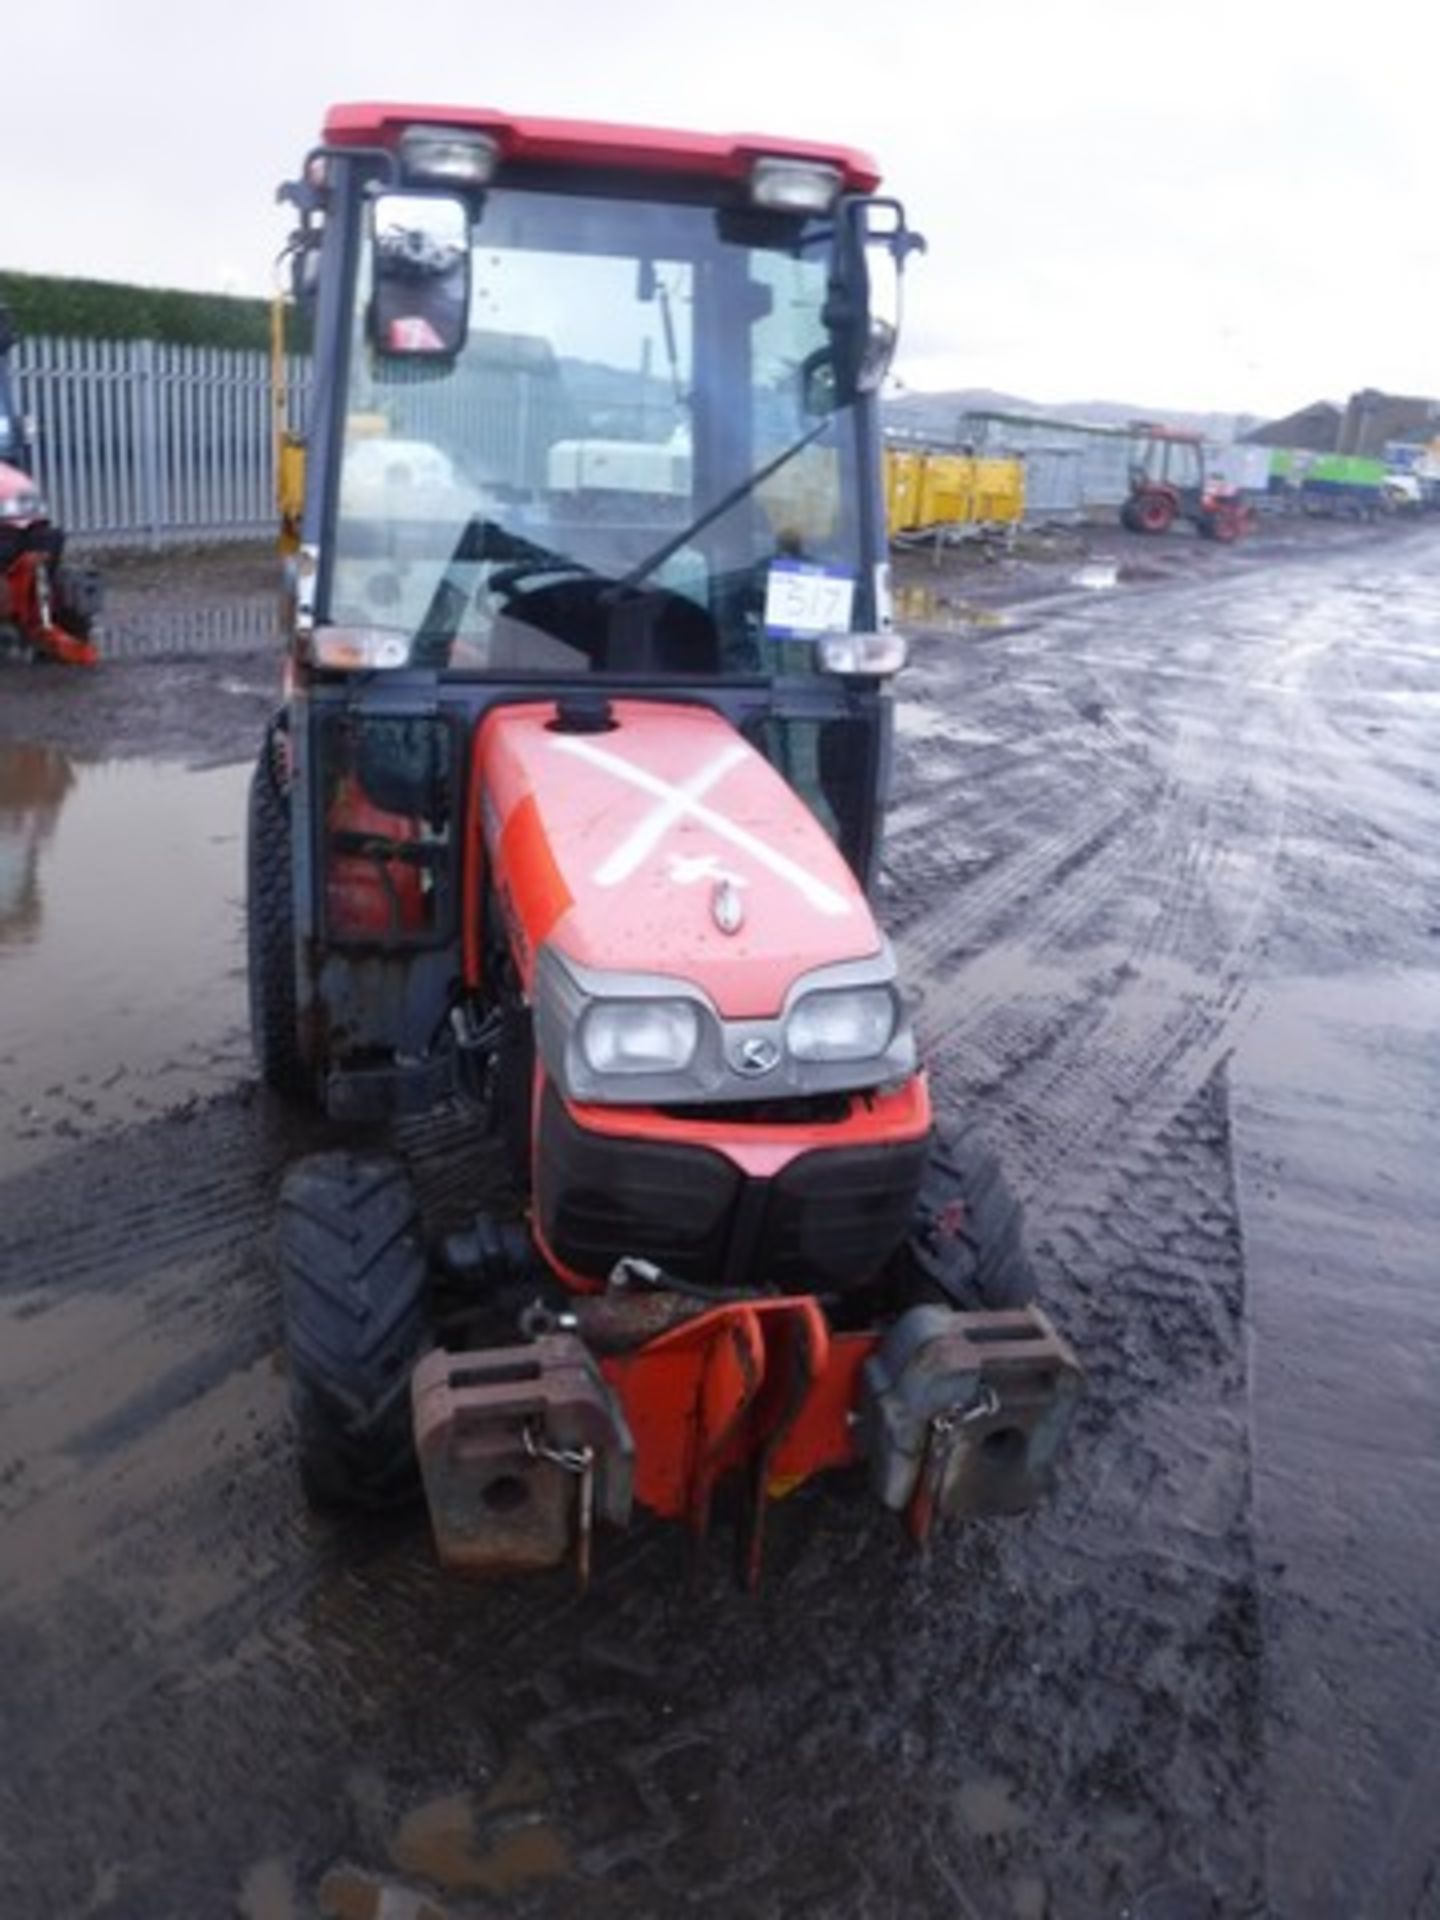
[
  {"x1": 387, "y1": 1751, "x2": 569, "y2": 1897},
  {"x1": 893, "y1": 583, "x2": 1006, "y2": 631},
  {"x1": 1071, "y1": 561, "x2": 1119, "y2": 590},
  {"x1": 318, "y1": 1867, "x2": 448, "y2": 1920},
  {"x1": 0, "y1": 748, "x2": 250, "y2": 1174},
  {"x1": 1231, "y1": 969, "x2": 1440, "y2": 1912}
]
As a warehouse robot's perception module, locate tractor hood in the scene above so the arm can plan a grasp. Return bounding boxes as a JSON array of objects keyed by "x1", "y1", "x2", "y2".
[{"x1": 477, "y1": 700, "x2": 884, "y2": 1021}]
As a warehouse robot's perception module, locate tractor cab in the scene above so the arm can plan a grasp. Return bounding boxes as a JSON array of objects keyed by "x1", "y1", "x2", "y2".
[
  {"x1": 1130, "y1": 427, "x2": 1203, "y2": 499},
  {"x1": 274, "y1": 106, "x2": 926, "y2": 1095},
  {"x1": 254, "y1": 106, "x2": 1080, "y2": 1584}
]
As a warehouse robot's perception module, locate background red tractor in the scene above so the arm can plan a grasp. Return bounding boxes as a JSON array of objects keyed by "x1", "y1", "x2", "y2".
[
  {"x1": 0, "y1": 300, "x2": 101, "y2": 665},
  {"x1": 1122, "y1": 424, "x2": 1255, "y2": 543}
]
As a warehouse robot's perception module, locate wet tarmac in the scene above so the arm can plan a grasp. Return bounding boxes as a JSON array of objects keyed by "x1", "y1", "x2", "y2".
[
  {"x1": 1, "y1": 521, "x2": 1438, "y2": 1918},
  {"x1": 0, "y1": 754, "x2": 250, "y2": 1169}
]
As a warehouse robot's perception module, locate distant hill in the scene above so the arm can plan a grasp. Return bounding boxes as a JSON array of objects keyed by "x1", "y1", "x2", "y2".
[{"x1": 885, "y1": 386, "x2": 1263, "y2": 444}]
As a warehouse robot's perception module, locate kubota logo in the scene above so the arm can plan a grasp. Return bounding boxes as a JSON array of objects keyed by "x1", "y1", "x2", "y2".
[{"x1": 735, "y1": 1036, "x2": 781, "y2": 1076}]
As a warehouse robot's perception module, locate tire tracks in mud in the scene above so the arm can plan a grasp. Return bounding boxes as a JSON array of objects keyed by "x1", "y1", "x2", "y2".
[
  {"x1": 2, "y1": 534, "x2": 1430, "y2": 1917},
  {"x1": 0, "y1": 1078, "x2": 1271, "y2": 1917},
  {"x1": 889, "y1": 566, "x2": 1338, "y2": 1193}
]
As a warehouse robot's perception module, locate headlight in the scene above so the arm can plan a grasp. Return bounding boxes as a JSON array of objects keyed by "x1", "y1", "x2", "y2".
[
  {"x1": 533, "y1": 944, "x2": 914, "y2": 1107},
  {"x1": 817, "y1": 631, "x2": 909, "y2": 677},
  {"x1": 786, "y1": 987, "x2": 896, "y2": 1062},
  {"x1": 0, "y1": 491, "x2": 44, "y2": 520},
  {"x1": 580, "y1": 999, "x2": 700, "y2": 1076}
]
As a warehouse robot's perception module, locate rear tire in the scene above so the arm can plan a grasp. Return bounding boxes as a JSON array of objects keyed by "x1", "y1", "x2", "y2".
[
  {"x1": 277, "y1": 1152, "x2": 430, "y2": 1510},
  {"x1": 53, "y1": 561, "x2": 102, "y2": 640},
  {"x1": 896, "y1": 1126, "x2": 1038, "y2": 1310},
  {"x1": 1136, "y1": 491, "x2": 1176, "y2": 534},
  {"x1": 247, "y1": 719, "x2": 310, "y2": 1100}
]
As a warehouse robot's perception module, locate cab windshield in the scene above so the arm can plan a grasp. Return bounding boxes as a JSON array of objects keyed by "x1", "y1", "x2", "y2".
[{"x1": 329, "y1": 186, "x2": 864, "y2": 674}]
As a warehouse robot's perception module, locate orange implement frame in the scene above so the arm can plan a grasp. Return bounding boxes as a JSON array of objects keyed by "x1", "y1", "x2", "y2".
[
  {"x1": 413, "y1": 1293, "x2": 1083, "y2": 1586},
  {"x1": 600, "y1": 1298, "x2": 873, "y2": 1587},
  {"x1": 4, "y1": 551, "x2": 97, "y2": 666}
]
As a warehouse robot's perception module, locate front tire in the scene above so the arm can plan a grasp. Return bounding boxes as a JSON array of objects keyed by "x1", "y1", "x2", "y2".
[
  {"x1": 896, "y1": 1126, "x2": 1038, "y2": 1310},
  {"x1": 277, "y1": 1152, "x2": 430, "y2": 1510},
  {"x1": 53, "y1": 561, "x2": 103, "y2": 642},
  {"x1": 246, "y1": 719, "x2": 310, "y2": 1100}
]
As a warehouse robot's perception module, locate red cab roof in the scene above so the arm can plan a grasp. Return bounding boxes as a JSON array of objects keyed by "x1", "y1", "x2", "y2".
[{"x1": 322, "y1": 102, "x2": 880, "y2": 193}]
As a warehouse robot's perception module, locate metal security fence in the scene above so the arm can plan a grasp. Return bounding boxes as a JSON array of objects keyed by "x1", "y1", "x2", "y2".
[
  {"x1": 958, "y1": 410, "x2": 1137, "y2": 516},
  {"x1": 12, "y1": 336, "x2": 311, "y2": 550},
  {"x1": 366, "y1": 351, "x2": 575, "y2": 491},
  {"x1": 1017, "y1": 446, "x2": 1086, "y2": 521}
]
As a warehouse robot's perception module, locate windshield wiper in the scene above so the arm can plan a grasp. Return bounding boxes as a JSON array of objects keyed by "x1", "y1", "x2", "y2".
[{"x1": 617, "y1": 413, "x2": 835, "y2": 592}]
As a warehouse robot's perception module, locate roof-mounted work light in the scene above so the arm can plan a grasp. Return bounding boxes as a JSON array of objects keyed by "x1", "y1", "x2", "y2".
[
  {"x1": 399, "y1": 127, "x2": 501, "y2": 189},
  {"x1": 749, "y1": 157, "x2": 843, "y2": 214}
]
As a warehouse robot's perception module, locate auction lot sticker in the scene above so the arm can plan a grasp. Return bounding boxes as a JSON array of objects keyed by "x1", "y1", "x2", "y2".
[{"x1": 764, "y1": 560, "x2": 856, "y2": 638}]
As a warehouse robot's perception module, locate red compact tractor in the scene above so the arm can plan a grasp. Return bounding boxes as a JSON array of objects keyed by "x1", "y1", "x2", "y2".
[
  {"x1": 1122, "y1": 424, "x2": 1255, "y2": 543},
  {"x1": 250, "y1": 104, "x2": 1081, "y2": 1585},
  {"x1": 0, "y1": 303, "x2": 100, "y2": 665}
]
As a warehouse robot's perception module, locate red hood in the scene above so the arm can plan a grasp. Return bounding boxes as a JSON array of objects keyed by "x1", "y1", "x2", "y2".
[{"x1": 477, "y1": 701, "x2": 881, "y2": 1020}]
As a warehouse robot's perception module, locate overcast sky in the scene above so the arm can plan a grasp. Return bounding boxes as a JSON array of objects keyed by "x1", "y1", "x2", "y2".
[{"x1": 10, "y1": 0, "x2": 1436, "y2": 417}]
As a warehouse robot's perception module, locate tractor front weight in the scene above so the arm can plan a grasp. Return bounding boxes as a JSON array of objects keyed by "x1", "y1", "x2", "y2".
[{"x1": 412, "y1": 1282, "x2": 1083, "y2": 1587}]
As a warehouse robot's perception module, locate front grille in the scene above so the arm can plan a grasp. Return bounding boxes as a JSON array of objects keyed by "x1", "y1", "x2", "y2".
[
  {"x1": 537, "y1": 1083, "x2": 739, "y2": 1284},
  {"x1": 758, "y1": 1137, "x2": 930, "y2": 1291},
  {"x1": 654, "y1": 1094, "x2": 852, "y2": 1126},
  {"x1": 537, "y1": 1083, "x2": 929, "y2": 1295}
]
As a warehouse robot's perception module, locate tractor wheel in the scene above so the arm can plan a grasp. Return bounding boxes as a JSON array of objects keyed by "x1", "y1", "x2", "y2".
[
  {"x1": 1120, "y1": 500, "x2": 1144, "y2": 533},
  {"x1": 277, "y1": 1152, "x2": 430, "y2": 1510},
  {"x1": 1135, "y1": 491, "x2": 1176, "y2": 535},
  {"x1": 246, "y1": 719, "x2": 310, "y2": 1100},
  {"x1": 1206, "y1": 506, "x2": 1242, "y2": 544},
  {"x1": 52, "y1": 562, "x2": 103, "y2": 640},
  {"x1": 895, "y1": 1126, "x2": 1038, "y2": 1311}
]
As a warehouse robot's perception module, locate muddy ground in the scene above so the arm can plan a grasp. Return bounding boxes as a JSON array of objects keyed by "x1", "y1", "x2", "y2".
[{"x1": 1, "y1": 515, "x2": 1437, "y2": 1919}]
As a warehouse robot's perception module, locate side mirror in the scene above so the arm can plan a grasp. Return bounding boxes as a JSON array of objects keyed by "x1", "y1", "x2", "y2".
[
  {"x1": 825, "y1": 198, "x2": 926, "y2": 405},
  {"x1": 289, "y1": 239, "x2": 322, "y2": 309},
  {"x1": 800, "y1": 346, "x2": 840, "y2": 418},
  {"x1": 367, "y1": 192, "x2": 470, "y2": 360}
]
